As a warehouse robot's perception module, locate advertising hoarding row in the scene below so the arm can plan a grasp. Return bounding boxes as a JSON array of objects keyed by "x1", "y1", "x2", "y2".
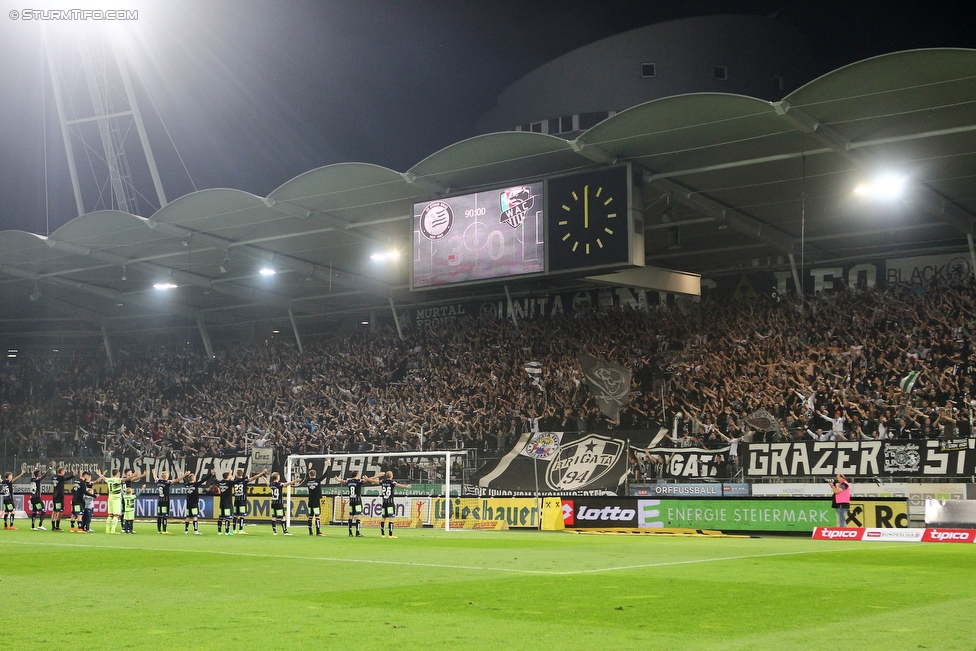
[
  {"x1": 559, "y1": 497, "x2": 908, "y2": 532},
  {"x1": 812, "y1": 527, "x2": 976, "y2": 543}
]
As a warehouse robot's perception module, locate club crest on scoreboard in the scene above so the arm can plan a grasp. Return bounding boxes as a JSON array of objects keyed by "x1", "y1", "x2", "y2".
[
  {"x1": 420, "y1": 201, "x2": 454, "y2": 240},
  {"x1": 499, "y1": 186, "x2": 536, "y2": 229}
]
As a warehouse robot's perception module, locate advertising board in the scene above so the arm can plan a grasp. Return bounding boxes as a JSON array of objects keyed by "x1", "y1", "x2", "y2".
[
  {"x1": 561, "y1": 498, "x2": 638, "y2": 528},
  {"x1": 432, "y1": 498, "x2": 539, "y2": 528},
  {"x1": 631, "y1": 483, "x2": 748, "y2": 497},
  {"x1": 332, "y1": 496, "x2": 430, "y2": 526},
  {"x1": 812, "y1": 527, "x2": 976, "y2": 543},
  {"x1": 638, "y1": 498, "x2": 834, "y2": 532}
]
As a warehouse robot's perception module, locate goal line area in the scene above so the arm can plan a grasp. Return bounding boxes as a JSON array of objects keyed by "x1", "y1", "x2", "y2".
[{"x1": 284, "y1": 451, "x2": 483, "y2": 531}]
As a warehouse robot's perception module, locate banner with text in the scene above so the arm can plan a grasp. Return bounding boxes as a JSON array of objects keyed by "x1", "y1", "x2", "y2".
[
  {"x1": 744, "y1": 440, "x2": 976, "y2": 478},
  {"x1": 468, "y1": 431, "x2": 629, "y2": 496},
  {"x1": 638, "y1": 498, "x2": 836, "y2": 532}
]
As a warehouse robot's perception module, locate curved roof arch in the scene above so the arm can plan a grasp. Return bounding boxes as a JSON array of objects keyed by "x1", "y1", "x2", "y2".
[
  {"x1": 269, "y1": 161, "x2": 422, "y2": 223},
  {"x1": 407, "y1": 131, "x2": 584, "y2": 190},
  {"x1": 577, "y1": 92, "x2": 807, "y2": 173},
  {"x1": 0, "y1": 230, "x2": 55, "y2": 266},
  {"x1": 1, "y1": 48, "x2": 976, "y2": 345},
  {"x1": 49, "y1": 210, "x2": 157, "y2": 249}
]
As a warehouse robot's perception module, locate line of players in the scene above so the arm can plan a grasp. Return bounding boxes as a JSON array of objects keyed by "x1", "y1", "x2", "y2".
[{"x1": 3, "y1": 463, "x2": 411, "y2": 537}]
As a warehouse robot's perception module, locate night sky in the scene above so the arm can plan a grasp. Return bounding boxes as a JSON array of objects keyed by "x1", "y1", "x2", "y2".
[{"x1": 1, "y1": 0, "x2": 974, "y2": 235}]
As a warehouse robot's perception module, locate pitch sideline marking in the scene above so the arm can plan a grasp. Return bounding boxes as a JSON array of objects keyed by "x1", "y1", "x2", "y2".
[{"x1": 1, "y1": 539, "x2": 899, "y2": 576}]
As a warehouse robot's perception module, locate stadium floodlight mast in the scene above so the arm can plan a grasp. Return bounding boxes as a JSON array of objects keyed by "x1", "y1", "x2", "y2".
[{"x1": 284, "y1": 450, "x2": 458, "y2": 531}]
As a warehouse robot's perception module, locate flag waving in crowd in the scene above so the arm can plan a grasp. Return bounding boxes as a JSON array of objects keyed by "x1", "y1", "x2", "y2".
[
  {"x1": 900, "y1": 370, "x2": 921, "y2": 393},
  {"x1": 579, "y1": 354, "x2": 632, "y2": 421}
]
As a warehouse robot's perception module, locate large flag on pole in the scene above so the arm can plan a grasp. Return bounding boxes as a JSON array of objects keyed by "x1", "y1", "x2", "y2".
[
  {"x1": 579, "y1": 354, "x2": 632, "y2": 421},
  {"x1": 900, "y1": 370, "x2": 921, "y2": 393}
]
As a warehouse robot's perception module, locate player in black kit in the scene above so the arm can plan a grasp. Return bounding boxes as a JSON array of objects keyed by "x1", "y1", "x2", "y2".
[
  {"x1": 231, "y1": 468, "x2": 266, "y2": 535},
  {"x1": 49, "y1": 464, "x2": 74, "y2": 531},
  {"x1": 346, "y1": 471, "x2": 367, "y2": 537},
  {"x1": 2, "y1": 468, "x2": 26, "y2": 530},
  {"x1": 265, "y1": 472, "x2": 300, "y2": 535},
  {"x1": 299, "y1": 465, "x2": 325, "y2": 536},
  {"x1": 376, "y1": 471, "x2": 411, "y2": 538},
  {"x1": 69, "y1": 472, "x2": 85, "y2": 532},
  {"x1": 215, "y1": 471, "x2": 235, "y2": 535},
  {"x1": 28, "y1": 464, "x2": 50, "y2": 530},
  {"x1": 152, "y1": 469, "x2": 190, "y2": 534},
  {"x1": 183, "y1": 472, "x2": 213, "y2": 535}
]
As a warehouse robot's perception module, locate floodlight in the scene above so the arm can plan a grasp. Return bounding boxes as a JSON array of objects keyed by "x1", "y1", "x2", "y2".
[
  {"x1": 153, "y1": 282, "x2": 178, "y2": 290},
  {"x1": 370, "y1": 250, "x2": 400, "y2": 262},
  {"x1": 259, "y1": 267, "x2": 276, "y2": 276},
  {"x1": 853, "y1": 173, "x2": 908, "y2": 201}
]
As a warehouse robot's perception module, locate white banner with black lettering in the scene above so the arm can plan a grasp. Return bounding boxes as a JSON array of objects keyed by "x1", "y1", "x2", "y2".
[{"x1": 744, "y1": 439, "x2": 976, "y2": 478}]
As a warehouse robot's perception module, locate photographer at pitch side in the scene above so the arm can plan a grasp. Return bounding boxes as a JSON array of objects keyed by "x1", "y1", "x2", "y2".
[{"x1": 829, "y1": 474, "x2": 852, "y2": 528}]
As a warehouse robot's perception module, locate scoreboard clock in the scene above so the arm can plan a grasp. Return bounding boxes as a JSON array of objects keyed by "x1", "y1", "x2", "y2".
[{"x1": 547, "y1": 166, "x2": 634, "y2": 272}]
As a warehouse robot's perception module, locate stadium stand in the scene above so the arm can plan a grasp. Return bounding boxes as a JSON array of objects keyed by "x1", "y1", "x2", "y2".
[{"x1": 2, "y1": 274, "x2": 973, "y2": 467}]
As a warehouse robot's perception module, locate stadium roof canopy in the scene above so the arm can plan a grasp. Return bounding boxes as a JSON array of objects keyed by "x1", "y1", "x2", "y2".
[{"x1": 2, "y1": 48, "x2": 976, "y2": 346}]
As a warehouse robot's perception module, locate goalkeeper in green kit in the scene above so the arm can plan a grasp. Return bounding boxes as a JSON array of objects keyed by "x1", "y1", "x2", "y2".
[{"x1": 95, "y1": 469, "x2": 124, "y2": 534}]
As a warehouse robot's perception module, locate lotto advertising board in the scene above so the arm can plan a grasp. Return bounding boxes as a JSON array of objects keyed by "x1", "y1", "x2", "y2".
[
  {"x1": 412, "y1": 182, "x2": 544, "y2": 288},
  {"x1": 561, "y1": 498, "x2": 639, "y2": 528}
]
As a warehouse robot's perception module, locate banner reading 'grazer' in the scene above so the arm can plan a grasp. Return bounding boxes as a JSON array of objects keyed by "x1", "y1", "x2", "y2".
[
  {"x1": 468, "y1": 431, "x2": 629, "y2": 496},
  {"x1": 744, "y1": 439, "x2": 976, "y2": 478}
]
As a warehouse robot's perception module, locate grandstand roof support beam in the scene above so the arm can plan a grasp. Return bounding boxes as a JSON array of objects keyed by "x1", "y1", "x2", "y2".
[
  {"x1": 0, "y1": 263, "x2": 238, "y2": 326},
  {"x1": 401, "y1": 171, "x2": 450, "y2": 195},
  {"x1": 774, "y1": 100, "x2": 976, "y2": 236},
  {"x1": 101, "y1": 325, "x2": 115, "y2": 370},
  {"x1": 45, "y1": 238, "x2": 296, "y2": 311},
  {"x1": 648, "y1": 176, "x2": 795, "y2": 255},
  {"x1": 504, "y1": 285, "x2": 518, "y2": 328},
  {"x1": 388, "y1": 297, "x2": 405, "y2": 341},
  {"x1": 262, "y1": 197, "x2": 391, "y2": 246},
  {"x1": 38, "y1": 295, "x2": 107, "y2": 327},
  {"x1": 196, "y1": 312, "x2": 214, "y2": 358},
  {"x1": 145, "y1": 219, "x2": 391, "y2": 297},
  {"x1": 287, "y1": 308, "x2": 304, "y2": 355},
  {"x1": 570, "y1": 139, "x2": 618, "y2": 165},
  {"x1": 968, "y1": 234, "x2": 976, "y2": 282}
]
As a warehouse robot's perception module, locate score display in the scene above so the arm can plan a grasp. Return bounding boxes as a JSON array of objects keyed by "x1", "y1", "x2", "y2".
[{"x1": 412, "y1": 182, "x2": 544, "y2": 288}]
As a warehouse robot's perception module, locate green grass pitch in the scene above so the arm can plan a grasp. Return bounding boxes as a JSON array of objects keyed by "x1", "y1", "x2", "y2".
[{"x1": 1, "y1": 522, "x2": 974, "y2": 650}]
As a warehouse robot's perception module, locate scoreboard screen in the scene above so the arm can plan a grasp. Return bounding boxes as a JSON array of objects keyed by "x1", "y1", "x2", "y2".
[{"x1": 412, "y1": 182, "x2": 544, "y2": 289}]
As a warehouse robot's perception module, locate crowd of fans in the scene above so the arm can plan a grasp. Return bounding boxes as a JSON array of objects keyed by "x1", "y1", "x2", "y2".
[{"x1": 2, "y1": 276, "x2": 975, "y2": 467}]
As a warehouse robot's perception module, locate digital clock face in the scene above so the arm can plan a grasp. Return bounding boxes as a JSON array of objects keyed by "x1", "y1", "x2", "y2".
[{"x1": 547, "y1": 167, "x2": 630, "y2": 272}]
